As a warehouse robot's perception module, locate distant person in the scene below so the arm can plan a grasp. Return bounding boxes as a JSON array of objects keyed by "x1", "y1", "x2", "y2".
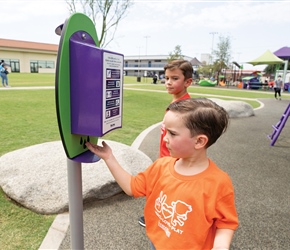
[
  {"x1": 139, "y1": 59, "x2": 193, "y2": 227},
  {"x1": 0, "y1": 62, "x2": 4, "y2": 87},
  {"x1": 274, "y1": 75, "x2": 283, "y2": 100},
  {"x1": 86, "y1": 98, "x2": 239, "y2": 250},
  {"x1": 153, "y1": 74, "x2": 158, "y2": 84},
  {"x1": 264, "y1": 79, "x2": 268, "y2": 90},
  {"x1": 268, "y1": 79, "x2": 274, "y2": 90},
  {"x1": 0, "y1": 60, "x2": 9, "y2": 87}
]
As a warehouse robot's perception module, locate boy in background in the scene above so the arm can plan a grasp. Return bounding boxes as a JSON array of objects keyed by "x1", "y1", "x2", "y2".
[{"x1": 159, "y1": 60, "x2": 193, "y2": 158}]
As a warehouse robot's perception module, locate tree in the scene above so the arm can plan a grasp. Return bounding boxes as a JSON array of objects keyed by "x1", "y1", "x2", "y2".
[
  {"x1": 264, "y1": 63, "x2": 290, "y2": 75},
  {"x1": 213, "y1": 35, "x2": 231, "y2": 66},
  {"x1": 197, "y1": 64, "x2": 213, "y2": 78},
  {"x1": 167, "y1": 45, "x2": 184, "y2": 62},
  {"x1": 212, "y1": 35, "x2": 232, "y2": 81},
  {"x1": 65, "y1": 0, "x2": 133, "y2": 48}
]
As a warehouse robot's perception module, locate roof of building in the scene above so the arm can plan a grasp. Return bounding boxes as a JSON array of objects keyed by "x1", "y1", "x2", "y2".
[
  {"x1": 0, "y1": 38, "x2": 58, "y2": 52},
  {"x1": 190, "y1": 57, "x2": 202, "y2": 66}
]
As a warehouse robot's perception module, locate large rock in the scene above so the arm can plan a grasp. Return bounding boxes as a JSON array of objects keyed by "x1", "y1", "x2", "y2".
[
  {"x1": 210, "y1": 98, "x2": 255, "y2": 118},
  {"x1": 0, "y1": 140, "x2": 152, "y2": 215}
]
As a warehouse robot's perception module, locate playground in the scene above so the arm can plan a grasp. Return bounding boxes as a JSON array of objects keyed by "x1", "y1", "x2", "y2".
[
  {"x1": 198, "y1": 47, "x2": 290, "y2": 93},
  {"x1": 1, "y1": 41, "x2": 290, "y2": 249},
  {"x1": 1, "y1": 82, "x2": 290, "y2": 249}
]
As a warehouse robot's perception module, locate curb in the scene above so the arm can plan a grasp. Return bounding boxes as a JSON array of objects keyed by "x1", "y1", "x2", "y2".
[
  {"x1": 38, "y1": 213, "x2": 70, "y2": 250},
  {"x1": 131, "y1": 122, "x2": 161, "y2": 149}
]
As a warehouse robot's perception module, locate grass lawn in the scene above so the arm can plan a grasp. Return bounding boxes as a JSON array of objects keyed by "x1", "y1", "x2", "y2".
[{"x1": 1, "y1": 73, "x2": 289, "y2": 249}]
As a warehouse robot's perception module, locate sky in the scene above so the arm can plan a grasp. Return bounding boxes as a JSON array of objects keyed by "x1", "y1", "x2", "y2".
[{"x1": 1, "y1": 0, "x2": 290, "y2": 70}]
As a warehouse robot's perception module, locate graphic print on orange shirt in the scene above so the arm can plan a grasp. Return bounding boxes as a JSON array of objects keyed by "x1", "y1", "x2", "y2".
[{"x1": 155, "y1": 191, "x2": 192, "y2": 237}]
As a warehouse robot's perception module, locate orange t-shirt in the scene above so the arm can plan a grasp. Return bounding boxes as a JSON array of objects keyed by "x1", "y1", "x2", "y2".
[
  {"x1": 131, "y1": 157, "x2": 238, "y2": 250},
  {"x1": 159, "y1": 93, "x2": 191, "y2": 158}
]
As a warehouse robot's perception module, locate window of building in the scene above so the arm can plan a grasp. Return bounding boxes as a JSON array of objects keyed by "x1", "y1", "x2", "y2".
[
  {"x1": 30, "y1": 60, "x2": 55, "y2": 73},
  {"x1": 2, "y1": 58, "x2": 20, "y2": 73},
  {"x1": 38, "y1": 60, "x2": 55, "y2": 69},
  {"x1": 30, "y1": 60, "x2": 39, "y2": 73}
]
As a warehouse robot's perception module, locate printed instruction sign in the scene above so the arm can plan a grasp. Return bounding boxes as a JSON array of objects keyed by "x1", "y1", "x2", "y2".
[{"x1": 102, "y1": 51, "x2": 123, "y2": 134}]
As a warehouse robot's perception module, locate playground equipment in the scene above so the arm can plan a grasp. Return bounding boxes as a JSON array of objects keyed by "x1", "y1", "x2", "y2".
[
  {"x1": 237, "y1": 82, "x2": 243, "y2": 88},
  {"x1": 242, "y1": 76, "x2": 261, "y2": 89},
  {"x1": 198, "y1": 79, "x2": 216, "y2": 87},
  {"x1": 268, "y1": 103, "x2": 290, "y2": 146},
  {"x1": 219, "y1": 80, "x2": 226, "y2": 86},
  {"x1": 218, "y1": 75, "x2": 226, "y2": 86},
  {"x1": 55, "y1": 13, "x2": 124, "y2": 249}
]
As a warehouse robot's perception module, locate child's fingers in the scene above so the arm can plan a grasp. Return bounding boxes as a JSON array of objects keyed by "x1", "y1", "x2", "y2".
[
  {"x1": 85, "y1": 142, "x2": 93, "y2": 151},
  {"x1": 86, "y1": 142, "x2": 99, "y2": 151}
]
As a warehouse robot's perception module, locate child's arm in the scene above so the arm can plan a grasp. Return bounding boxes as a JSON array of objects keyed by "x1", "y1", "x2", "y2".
[
  {"x1": 86, "y1": 141, "x2": 133, "y2": 196},
  {"x1": 212, "y1": 228, "x2": 234, "y2": 250}
]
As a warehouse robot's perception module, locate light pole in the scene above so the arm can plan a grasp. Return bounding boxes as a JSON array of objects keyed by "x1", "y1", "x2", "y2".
[
  {"x1": 209, "y1": 32, "x2": 218, "y2": 64},
  {"x1": 144, "y1": 36, "x2": 150, "y2": 83},
  {"x1": 137, "y1": 46, "x2": 142, "y2": 82},
  {"x1": 144, "y1": 35, "x2": 150, "y2": 56},
  {"x1": 236, "y1": 52, "x2": 241, "y2": 62}
]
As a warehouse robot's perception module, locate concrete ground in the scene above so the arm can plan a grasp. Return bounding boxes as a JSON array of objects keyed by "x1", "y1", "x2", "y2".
[{"x1": 43, "y1": 98, "x2": 290, "y2": 250}]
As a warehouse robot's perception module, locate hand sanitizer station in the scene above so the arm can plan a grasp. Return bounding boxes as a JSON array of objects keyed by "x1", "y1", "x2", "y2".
[{"x1": 55, "y1": 13, "x2": 123, "y2": 249}]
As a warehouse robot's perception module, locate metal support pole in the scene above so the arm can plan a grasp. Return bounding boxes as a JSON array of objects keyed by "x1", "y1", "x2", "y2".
[
  {"x1": 67, "y1": 158, "x2": 84, "y2": 250},
  {"x1": 144, "y1": 35, "x2": 150, "y2": 84},
  {"x1": 209, "y1": 32, "x2": 218, "y2": 64},
  {"x1": 282, "y1": 60, "x2": 288, "y2": 84}
]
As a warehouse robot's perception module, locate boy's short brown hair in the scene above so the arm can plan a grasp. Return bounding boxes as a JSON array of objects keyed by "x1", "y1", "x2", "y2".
[
  {"x1": 164, "y1": 60, "x2": 193, "y2": 80},
  {"x1": 167, "y1": 98, "x2": 229, "y2": 148}
]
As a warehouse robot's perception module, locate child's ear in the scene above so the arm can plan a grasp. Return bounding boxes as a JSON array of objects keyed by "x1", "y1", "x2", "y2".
[
  {"x1": 185, "y1": 78, "x2": 193, "y2": 87},
  {"x1": 195, "y1": 135, "x2": 208, "y2": 149}
]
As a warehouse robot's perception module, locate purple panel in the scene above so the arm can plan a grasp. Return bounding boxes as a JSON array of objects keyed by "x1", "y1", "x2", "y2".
[
  {"x1": 274, "y1": 47, "x2": 290, "y2": 60},
  {"x1": 71, "y1": 150, "x2": 101, "y2": 163},
  {"x1": 70, "y1": 32, "x2": 104, "y2": 136}
]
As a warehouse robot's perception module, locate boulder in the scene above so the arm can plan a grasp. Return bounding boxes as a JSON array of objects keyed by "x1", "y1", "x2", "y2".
[
  {"x1": 0, "y1": 140, "x2": 152, "y2": 214},
  {"x1": 210, "y1": 98, "x2": 255, "y2": 118}
]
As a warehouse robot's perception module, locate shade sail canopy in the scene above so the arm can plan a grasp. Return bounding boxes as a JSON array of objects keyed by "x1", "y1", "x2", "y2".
[
  {"x1": 274, "y1": 46, "x2": 290, "y2": 60},
  {"x1": 247, "y1": 50, "x2": 284, "y2": 66}
]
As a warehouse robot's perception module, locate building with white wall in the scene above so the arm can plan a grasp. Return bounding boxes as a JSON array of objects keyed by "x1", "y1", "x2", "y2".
[
  {"x1": 0, "y1": 38, "x2": 202, "y2": 76},
  {"x1": 124, "y1": 55, "x2": 196, "y2": 78},
  {"x1": 0, "y1": 38, "x2": 58, "y2": 73}
]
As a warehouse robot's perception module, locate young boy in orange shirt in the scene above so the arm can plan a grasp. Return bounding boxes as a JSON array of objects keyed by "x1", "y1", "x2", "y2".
[{"x1": 86, "y1": 98, "x2": 239, "y2": 250}]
